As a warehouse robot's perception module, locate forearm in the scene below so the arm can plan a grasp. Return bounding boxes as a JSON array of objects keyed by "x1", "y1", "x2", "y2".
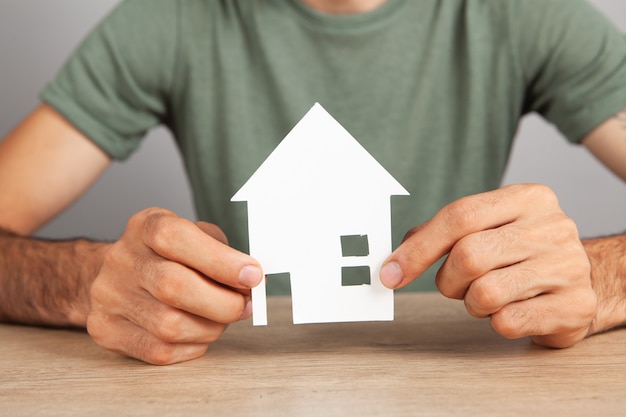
[
  {"x1": 0, "y1": 228, "x2": 110, "y2": 327},
  {"x1": 584, "y1": 233, "x2": 626, "y2": 335}
]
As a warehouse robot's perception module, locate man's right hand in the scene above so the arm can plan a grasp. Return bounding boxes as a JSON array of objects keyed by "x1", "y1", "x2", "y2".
[{"x1": 87, "y1": 208, "x2": 263, "y2": 365}]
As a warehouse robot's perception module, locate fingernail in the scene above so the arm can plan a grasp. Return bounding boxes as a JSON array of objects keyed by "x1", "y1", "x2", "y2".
[
  {"x1": 238, "y1": 265, "x2": 263, "y2": 288},
  {"x1": 239, "y1": 299, "x2": 252, "y2": 321},
  {"x1": 380, "y1": 262, "x2": 404, "y2": 289}
]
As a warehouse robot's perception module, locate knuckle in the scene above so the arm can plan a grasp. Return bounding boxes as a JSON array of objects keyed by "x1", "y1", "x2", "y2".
[
  {"x1": 143, "y1": 340, "x2": 208, "y2": 366},
  {"x1": 442, "y1": 199, "x2": 480, "y2": 232},
  {"x1": 128, "y1": 207, "x2": 171, "y2": 232},
  {"x1": 560, "y1": 215, "x2": 578, "y2": 233},
  {"x1": 151, "y1": 269, "x2": 186, "y2": 308},
  {"x1": 526, "y1": 183, "x2": 559, "y2": 208},
  {"x1": 490, "y1": 308, "x2": 525, "y2": 339},
  {"x1": 128, "y1": 208, "x2": 183, "y2": 254},
  {"x1": 448, "y1": 237, "x2": 485, "y2": 276},
  {"x1": 466, "y1": 279, "x2": 502, "y2": 316},
  {"x1": 101, "y1": 243, "x2": 126, "y2": 271},
  {"x1": 153, "y1": 310, "x2": 187, "y2": 342},
  {"x1": 86, "y1": 313, "x2": 122, "y2": 352},
  {"x1": 125, "y1": 211, "x2": 144, "y2": 231},
  {"x1": 434, "y1": 271, "x2": 458, "y2": 299},
  {"x1": 147, "y1": 216, "x2": 181, "y2": 255},
  {"x1": 551, "y1": 215, "x2": 580, "y2": 242},
  {"x1": 145, "y1": 343, "x2": 179, "y2": 366}
]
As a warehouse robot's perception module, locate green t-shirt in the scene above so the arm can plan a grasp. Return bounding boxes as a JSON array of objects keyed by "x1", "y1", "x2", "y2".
[{"x1": 41, "y1": 0, "x2": 626, "y2": 292}]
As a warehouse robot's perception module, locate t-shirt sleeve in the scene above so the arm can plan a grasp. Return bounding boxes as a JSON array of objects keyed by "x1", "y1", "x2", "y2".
[
  {"x1": 40, "y1": 0, "x2": 179, "y2": 160},
  {"x1": 515, "y1": 0, "x2": 626, "y2": 143}
]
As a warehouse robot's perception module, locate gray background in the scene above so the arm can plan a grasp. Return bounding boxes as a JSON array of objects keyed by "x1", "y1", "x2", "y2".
[{"x1": 0, "y1": 0, "x2": 625, "y2": 241}]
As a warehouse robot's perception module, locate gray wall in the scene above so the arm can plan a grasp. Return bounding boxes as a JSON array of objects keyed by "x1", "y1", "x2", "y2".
[{"x1": 0, "y1": 0, "x2": 625, "y2": 241}]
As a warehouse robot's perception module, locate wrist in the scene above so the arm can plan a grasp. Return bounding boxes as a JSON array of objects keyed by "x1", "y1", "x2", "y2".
[
  {"x1": 583, "y1": 235, "x2": 626, "y2": 335},
  {"x1": 0, "y1": 232, "x2": 110, "y2": 328},
  {"x1": 64, "y1": 239, "x2": 110, "y2": 327}
]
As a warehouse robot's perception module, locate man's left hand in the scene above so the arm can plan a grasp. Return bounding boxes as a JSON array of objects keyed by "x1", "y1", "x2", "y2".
[{"x1": 380, "y1": 184, "x2": 598, "y2": 348}]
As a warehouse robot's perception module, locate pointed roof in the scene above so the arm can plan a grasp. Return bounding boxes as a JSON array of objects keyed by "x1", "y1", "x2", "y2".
[{"x1": 232, "y1": 103, "x2": 408, "y2": 202}]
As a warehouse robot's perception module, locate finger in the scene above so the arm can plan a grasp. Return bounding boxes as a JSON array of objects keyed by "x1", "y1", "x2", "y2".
[
  {"x1": 142, "y1": 261, "x2": 252, "y2": 324},
  {"x1": 87, "y1": 313, "x2": 210, "y2": 365},
  {"x1": 140, "y1": 209, "x2": 263, "y2": 289},
  {"x1": 461, "y1": 229, "x2": 591, "y2": 320},
  {"x1": 444, "y1": 218, "x2": 588, "y2": 317},
  {"x1": 435, "y1": 214, "x2": 568, "y2": 300},
  {"x1": 489, "y1": 290, "x2": 596, "y2": 347},
  {"x1": 194, "y1": 221, "x2": 252, "y2": 297},
  {"x1": 98, "y1": 253, "x2": 251, "y2": 324},
  {"x1": 105, "y1": 282, "x2": 231, "y2": 343},
  {"x1": 435, "y1": 225, "x2": 532, "y2": 300},
  {"x1": 380, "y1": 184, "x2": 559, "y2": 289},
  {"x1": 461, "y1": 260, "x2": 569, "y2": 318}
]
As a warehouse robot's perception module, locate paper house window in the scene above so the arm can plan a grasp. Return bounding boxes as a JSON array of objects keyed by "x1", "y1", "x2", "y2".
[
  {"x1": 340, "y1": 234, "x2": 370, "y2": 257},
  {"x1": 342, "y1": 266, "x2": 371, "y2": 286},
  {"x1": 340, "y1": 234, "x2": 371, "y2": 286}
]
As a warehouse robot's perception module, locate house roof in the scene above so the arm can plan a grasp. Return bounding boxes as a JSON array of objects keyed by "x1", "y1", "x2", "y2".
[{"x1": 232, "y1": 103, "x2": 409, "y2": 202}]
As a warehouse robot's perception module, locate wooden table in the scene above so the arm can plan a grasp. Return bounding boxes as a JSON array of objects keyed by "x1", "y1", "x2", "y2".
[{"x1": 1, "y1": 293, "x2": 625, "y2": 416}]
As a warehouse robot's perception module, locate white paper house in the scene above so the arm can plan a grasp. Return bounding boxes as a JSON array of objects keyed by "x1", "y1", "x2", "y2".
[{"x1": 232, "y1": 103, "x2": 409, "y2": 325}]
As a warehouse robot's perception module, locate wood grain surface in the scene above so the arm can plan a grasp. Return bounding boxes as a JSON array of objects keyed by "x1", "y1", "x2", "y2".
[{"x1": 1, "y1": 293, "x2": 624, "y2": 417}]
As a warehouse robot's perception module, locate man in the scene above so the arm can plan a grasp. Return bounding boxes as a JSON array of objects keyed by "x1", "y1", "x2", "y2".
[{"x1": 0, "y1": 0, "x2": 625, "y2": 365}]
